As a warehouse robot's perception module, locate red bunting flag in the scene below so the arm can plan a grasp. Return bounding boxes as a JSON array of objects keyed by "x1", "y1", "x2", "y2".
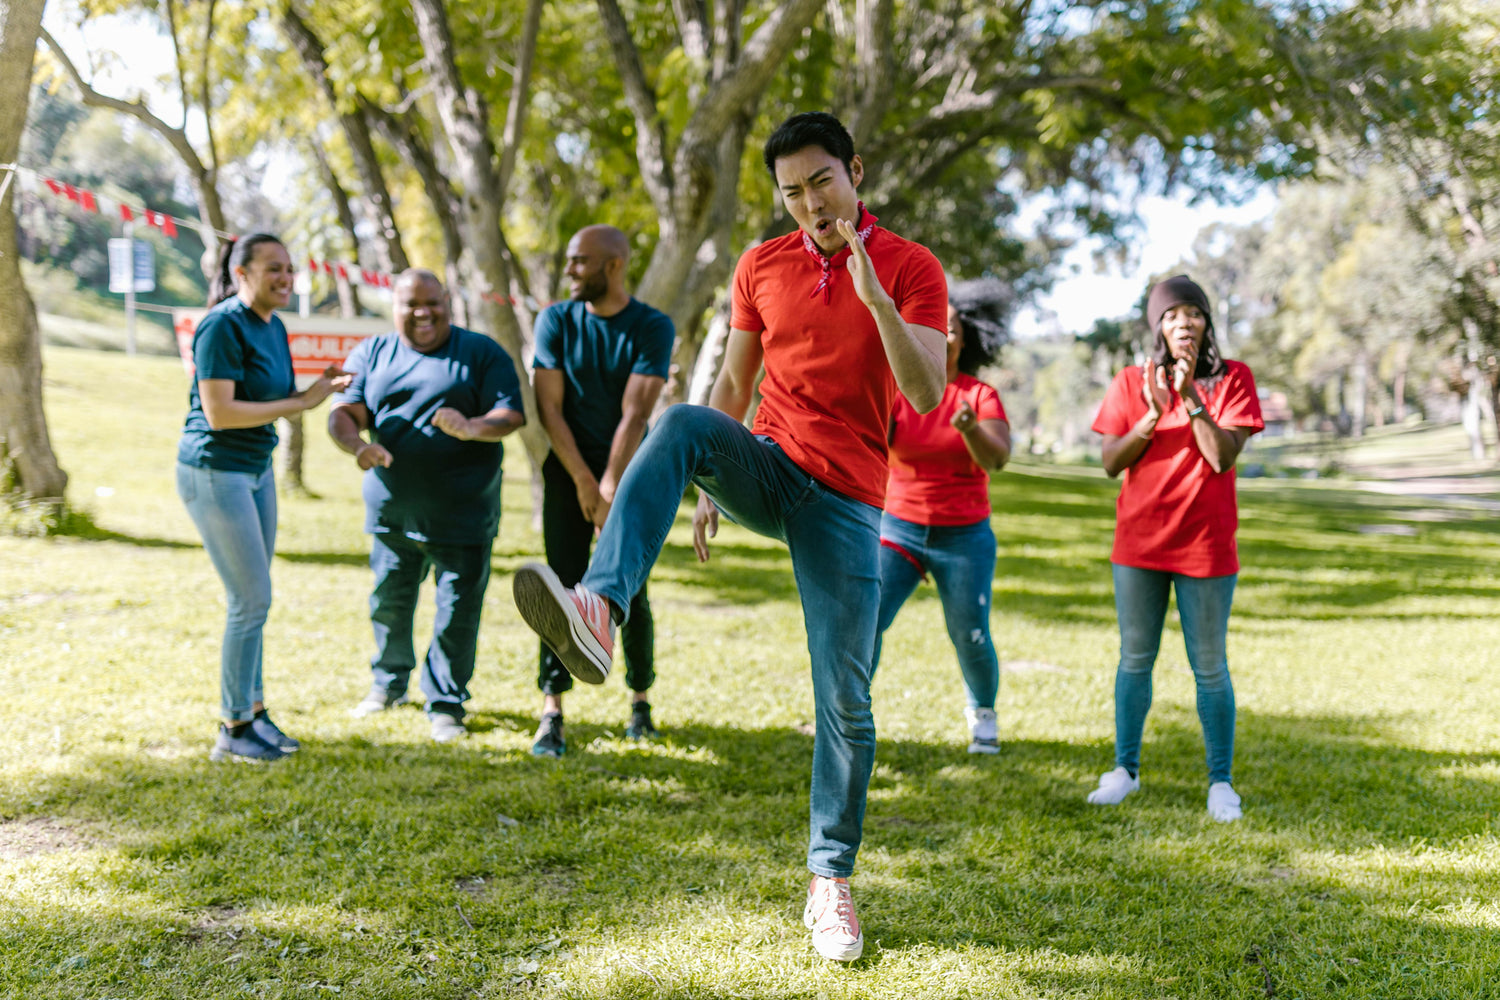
[
  {"x1": 44, "y1": 177, "x2": 62, "y2": 196},
  {"x1": 161, "y1": 214, "x2": 177, "y2": 238},
  {"x1": 79, "y1": 190, "x2": 98, "y2": 213},
  {"x1": 335, "y1": 263, "x2": 349, "y2": 281},
  {"x1": 63, "y1": 183, "x2": 80, "y2": 203},
  {"x1": 119, "y1": 203, "x2": 135, "y2": 222}
]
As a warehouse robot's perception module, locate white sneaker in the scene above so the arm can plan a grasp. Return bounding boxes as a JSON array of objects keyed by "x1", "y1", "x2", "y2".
[
  {"x1": 1086, "y1": 766, "x2": 1140, "y2": 805},
  {"x1": 1207, "y1": 782, "x2": 1242, "y2": 822},
  {"x1": 802, "y1": 876, "x2": 863, "y2": 961},
  {"x1": 964, "y1": 707, "x2": 1000, "y2": 754}
]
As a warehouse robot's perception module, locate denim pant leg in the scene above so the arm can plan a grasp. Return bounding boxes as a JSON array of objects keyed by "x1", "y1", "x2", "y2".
[
  {"x1": 927, "y1": 520, "x2": 1000, "y2": 710},
  {"x1": 1111, "y1": 563, "x2": 1172, "y2": 776},
  {"x1": 539, "y1": 456, "x2": 595, "y2": 695},
  {"x1": 582, "y1": 405, "x2": 807, "y2": 614},
  {"x1": 369, "y1": 532, "x2": 430, "y2": 697},
  {"x1": 1174, "y1": 573, "x2": 1238, "y2": 785},
  {"x1": 621, "y1": 582, "x2": 655, "y2": 693},
  {"x1": 176, "y1": 463, "x2": 276, "y2": 723},
  {"x1": 785, "y1": 487, "x2": 883, "y2": 879},
  {"x1": 421, "y1": 540, "x2": 493, "y2": 720},
  {"x1": 873, "y1": 514, "x2": 927, "y2": 678}
]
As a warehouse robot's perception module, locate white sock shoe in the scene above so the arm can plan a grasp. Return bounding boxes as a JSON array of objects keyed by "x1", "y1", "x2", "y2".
[
  {"x1": 1086, "y1": 766, "x2": 1139, "y2": 805},
  {"x1": 1207, "y1": 782, "x2": 1242, "y2": 822},
  {"x1": 963, "y1": 707, "x2": 1000, "y2": 754}
]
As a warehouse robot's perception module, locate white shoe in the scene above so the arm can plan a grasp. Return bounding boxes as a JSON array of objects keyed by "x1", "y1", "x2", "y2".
[
  {"x1": 803, "y1": 876, "x2": 863, "y2": 961},
  {"x1": 964, "y1": 707, "x2": 1000, "y2": 754},
  {"x1": 1087, "y1": 766, "x2": 1140, "y2": 805},
  {"x1": 1207, "y1": 782, "x2": 1242, "y2": 822}
]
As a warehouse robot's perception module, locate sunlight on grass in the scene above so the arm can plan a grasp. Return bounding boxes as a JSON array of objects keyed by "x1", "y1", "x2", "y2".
[{"x1": 3, "y1": 347, "x2": 1500, "y2": 997}]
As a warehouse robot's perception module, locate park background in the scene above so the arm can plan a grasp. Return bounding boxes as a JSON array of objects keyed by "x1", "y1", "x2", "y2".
[{"x1": 3, "y1": 0, "x2": 1500, "y2": 997}]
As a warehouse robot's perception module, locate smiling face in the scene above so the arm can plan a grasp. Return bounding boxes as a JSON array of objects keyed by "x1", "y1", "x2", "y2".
[
  {"x1": 563, "y1": 231, "x2": 615, "y2": 304},
  {"x1": 773, "y1": 146, "x2": 864, "y2": 255},
  {"x1": 235, "y1": 241, "x2": 294, "y2": 316},
  {"x1": 393, "y1": 273, "x2": 451, "y2": 354},
  {"x1": 1160, "y1": 303, "x2": 1208, "y2": 361}
]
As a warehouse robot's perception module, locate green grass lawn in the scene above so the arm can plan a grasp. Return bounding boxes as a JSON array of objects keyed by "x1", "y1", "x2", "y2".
[{"x1": 3, "y1": 347, "x2": 1500, "y2": 999}]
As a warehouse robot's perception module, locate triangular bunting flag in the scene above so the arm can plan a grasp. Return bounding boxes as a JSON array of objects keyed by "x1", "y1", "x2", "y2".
[
  {"x1": 80, "y1": 190, "x2": 98, "y2": 213},
  {"x1": 161, "y1": 215, "x2": 178, "y2": 238},
  {"x1": 120, "y1": 203, "x2": 134, "y2": 222}
]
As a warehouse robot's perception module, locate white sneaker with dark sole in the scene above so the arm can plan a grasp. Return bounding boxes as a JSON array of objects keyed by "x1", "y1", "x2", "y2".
[{"x1": 512, "y1": 563, "x2": 614, "y2": 685}]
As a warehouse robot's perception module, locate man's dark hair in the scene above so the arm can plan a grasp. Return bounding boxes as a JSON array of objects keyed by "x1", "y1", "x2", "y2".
[{"x1": 762, "y1": 112, "x2": 856, "y2": 178}]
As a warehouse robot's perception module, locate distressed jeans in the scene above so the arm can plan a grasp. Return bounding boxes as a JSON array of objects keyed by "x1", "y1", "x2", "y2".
[
  {"x1": 176, "y1": 462, "x2": 276, "y2": 723},
  {"x1": 1111, "y1": 563, "x2": 1238, "y2": 784},
  {"x1": 583, "y1": 404, "x2": 881, "y2": 878},
  {"x1": 874, "y1": 513, "x2": 1000, "y2": 709}
]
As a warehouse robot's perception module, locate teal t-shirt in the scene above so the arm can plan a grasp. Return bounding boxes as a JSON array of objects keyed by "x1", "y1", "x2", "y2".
[
  {"x1": 531, "y1": 299, "x2": 675, "y2": 472},
  {"x1": 177, "y1": 298, "x2": 295, "y2": 474},
  {"x1": 337, "y1": 327, "x2": 524, "y2": 544}
]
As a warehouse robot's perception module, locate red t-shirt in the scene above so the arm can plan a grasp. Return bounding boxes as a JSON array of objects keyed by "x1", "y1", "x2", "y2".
[
  {"x1": 885, "y1": 375, "x2": 1007, "y2": 526},
  {"x1": 1091, "y1": 360, "x2": 1264, "y2": 576},
  {"x1": 731, "y1": 225, "x2": 948, "y2": 507}
]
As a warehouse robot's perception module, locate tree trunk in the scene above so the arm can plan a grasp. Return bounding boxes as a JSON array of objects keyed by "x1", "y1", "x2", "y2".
[
  {"x1": 1350, "y1": 352, "x2": 1368, "y2": 438},
  {"x1": 408, "y1": 0, "x2": 550, "y2": 525},
  {"x1": 281, "y1": 4, "x2": 409, "y2": 275},
  {"x1": 0, "y1": 0, "x2": 69, "y2": 504}
]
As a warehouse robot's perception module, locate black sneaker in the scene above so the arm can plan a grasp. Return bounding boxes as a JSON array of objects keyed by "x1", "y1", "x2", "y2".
[
  {"x1": 531, "y1": 711, "x2": 566, "y2": 758},
  {"x1": 210, "y1": 723, "x2": 287, "y2": 763},
  {"x1": 625, "y1": 701, "x2": 657, "y2": 741},
  {"x1": 251, "y1": 710, "x2": 300, "y2": 752}
]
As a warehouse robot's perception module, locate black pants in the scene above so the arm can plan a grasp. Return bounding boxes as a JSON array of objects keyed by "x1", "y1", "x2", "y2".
[{"x1": 539, "y1": 453, "x2": 654, "y2": 695}]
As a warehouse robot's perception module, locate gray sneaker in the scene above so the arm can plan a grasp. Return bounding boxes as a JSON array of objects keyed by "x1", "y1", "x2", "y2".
[
  {"x1": 350, "y1": 686, "x2": 410, "y2": 717},
  {"x1": 430, "y1": 712, "x2": 468, "y2": 743},
  {"x1": 531, "y1": 711, "x2": 565, "y2": 758}
]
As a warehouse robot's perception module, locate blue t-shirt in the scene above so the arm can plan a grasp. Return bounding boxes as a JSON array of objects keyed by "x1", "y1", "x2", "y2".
[
  {"x1": 338, "y1": 327, "x2": 524, "y2": 544},
  {"x1": 532, "y1": 298, "x2": 675, "y2": 472},
  {"x1": 177, "y1": 298, "x2": 296, "y2": 474}
]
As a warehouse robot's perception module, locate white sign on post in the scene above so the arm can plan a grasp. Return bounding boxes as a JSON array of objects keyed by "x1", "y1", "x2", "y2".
[{"x1": 107, "y1": 238, "x2": 156, "y2": 293}]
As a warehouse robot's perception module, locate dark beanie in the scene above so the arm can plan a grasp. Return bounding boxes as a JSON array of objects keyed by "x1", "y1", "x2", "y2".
[{"x1": 1146, "y1": 275, "x2": 1213, "y2": 333}]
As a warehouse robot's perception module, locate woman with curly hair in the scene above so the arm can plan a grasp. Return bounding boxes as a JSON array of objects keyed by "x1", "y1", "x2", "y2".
[
  {"x1": 873, "y1": 277, "x2": 1013, "y2": 753},
  {"x1": 1087, "y1": 274, "x2": 1264, "y2": 821}
]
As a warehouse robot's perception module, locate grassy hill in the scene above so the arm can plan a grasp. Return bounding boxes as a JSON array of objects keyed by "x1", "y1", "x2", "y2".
[{"x1": 2, "y1": 347, "x2": 1499, "y2": 998}]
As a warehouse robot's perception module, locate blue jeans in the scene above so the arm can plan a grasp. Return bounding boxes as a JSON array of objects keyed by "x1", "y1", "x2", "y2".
[
  {"x1": 176, "y1": 462, "x2": 276, "y2": 723},
  {"x1": 583, "y1": 405, "x2": 881, "y2": 878},
  {"x1": 369, "y1": 531, "x2": 493, "y2": 720},
  {"x1": 1111, "y1": 563, "x2": 1237, "y2": 784},
  {"x1": 874, "y1": 514, "x2": 1000, "y2": 709}
]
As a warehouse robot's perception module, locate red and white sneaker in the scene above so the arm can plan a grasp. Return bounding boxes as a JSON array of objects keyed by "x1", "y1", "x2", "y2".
[
  {"x1": 802, "y1": 875, "x2": 863, "y2": 961},
  {"x1": 512, "y1": 563, "x2": 615, "y2": 684}
]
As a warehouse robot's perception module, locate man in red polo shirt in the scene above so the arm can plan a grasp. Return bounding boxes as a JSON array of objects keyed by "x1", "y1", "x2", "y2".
[{"x1": 513, "y1": 112, "x2": 947, "y2": 961}]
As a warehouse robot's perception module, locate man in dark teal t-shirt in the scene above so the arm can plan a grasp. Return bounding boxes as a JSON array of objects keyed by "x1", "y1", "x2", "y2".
[
  {"x1": 329, "y1": 269, "x2": 526, "y2": 743},
  {"x1": 528, "y1": 224, "x2": 674, "y2": 756}
]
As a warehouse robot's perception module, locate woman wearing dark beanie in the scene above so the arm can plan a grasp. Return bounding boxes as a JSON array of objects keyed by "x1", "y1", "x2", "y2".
[{"x1": 1086, "y1": 275, "x2": 1264, "y2": 821}]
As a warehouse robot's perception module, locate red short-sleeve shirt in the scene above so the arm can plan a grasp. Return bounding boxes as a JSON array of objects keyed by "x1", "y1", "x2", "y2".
[
  {"x1": 1091, "y1": 360, "x2": 1264, "y2": 577},
  {"x1": 731, "y1": 225, "x2": 948, "y2": 508},
  {"x1": 884, "y1": 375, "x2": 1007, "y2": 525}
]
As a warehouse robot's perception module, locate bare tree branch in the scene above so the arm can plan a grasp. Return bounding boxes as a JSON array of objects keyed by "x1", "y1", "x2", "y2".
[{"x1": 496, "y1": 0, "x2": 544, "y2": 197}]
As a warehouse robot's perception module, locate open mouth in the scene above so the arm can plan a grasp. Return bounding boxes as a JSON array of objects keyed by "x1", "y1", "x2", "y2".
[{"x1": 814, "y1": 218, "x2": 834, "y2": 238}]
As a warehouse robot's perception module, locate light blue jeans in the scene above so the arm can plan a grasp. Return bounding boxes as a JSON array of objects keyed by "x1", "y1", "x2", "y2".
[
  {"x1": 583, "y1": 405, "x2": 881, "y2": 878},
  {"x1": 176, "y1": 462, "x2": 277, "y2": 723},
  {"x1": 1111, "y1": 563, "x2": 1237, "y2": 784},
  {"x1": 874, "y1": 514, "x2": 1000, "y2": 709}
]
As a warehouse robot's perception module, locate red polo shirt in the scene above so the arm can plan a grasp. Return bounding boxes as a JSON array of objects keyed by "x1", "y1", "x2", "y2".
[
  {"x1": 730, "y1": 225, "x2": 948, "y2": 507},
  {"x1": 1092, "y1": 360, "x2": 1264, "y2": 576},
  {"x1": 885, "y1": 375, "x2": 1007, "y2": 525}
]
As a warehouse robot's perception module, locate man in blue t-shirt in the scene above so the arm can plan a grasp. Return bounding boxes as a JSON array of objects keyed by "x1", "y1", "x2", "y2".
[
  {"x1": 528, "y1": 224, "x2": 675, "y2": 757},
  {"x1": 328, "y1": 269, "x2": 526, "y2": 743}
]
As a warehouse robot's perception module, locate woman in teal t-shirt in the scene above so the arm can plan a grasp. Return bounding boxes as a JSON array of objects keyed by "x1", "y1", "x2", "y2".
[{"x1": 176, "y1": 233, "x2": 350, "y2": 762}]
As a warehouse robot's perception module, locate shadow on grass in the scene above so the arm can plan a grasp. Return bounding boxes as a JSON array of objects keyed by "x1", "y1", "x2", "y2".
[{"x1": 4, "y1": 707, "x2": 1500, "y2": 996}]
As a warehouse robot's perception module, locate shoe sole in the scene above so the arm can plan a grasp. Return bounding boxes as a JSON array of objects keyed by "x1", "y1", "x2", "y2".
[
  {"x1": 967, "y1": 740, "x2": 1000, "y2": 755},
  {"x1": 208, "y1": 748, "x2": 284, "y2": 763},
  {"x1": 513, "y1": 564, "x2": 610, "y2": 684}
]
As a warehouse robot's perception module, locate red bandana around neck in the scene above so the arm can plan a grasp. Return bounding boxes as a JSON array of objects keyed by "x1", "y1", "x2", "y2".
[{"x1": 802, "y1": 202, "x2": 878, "y2": 304}]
